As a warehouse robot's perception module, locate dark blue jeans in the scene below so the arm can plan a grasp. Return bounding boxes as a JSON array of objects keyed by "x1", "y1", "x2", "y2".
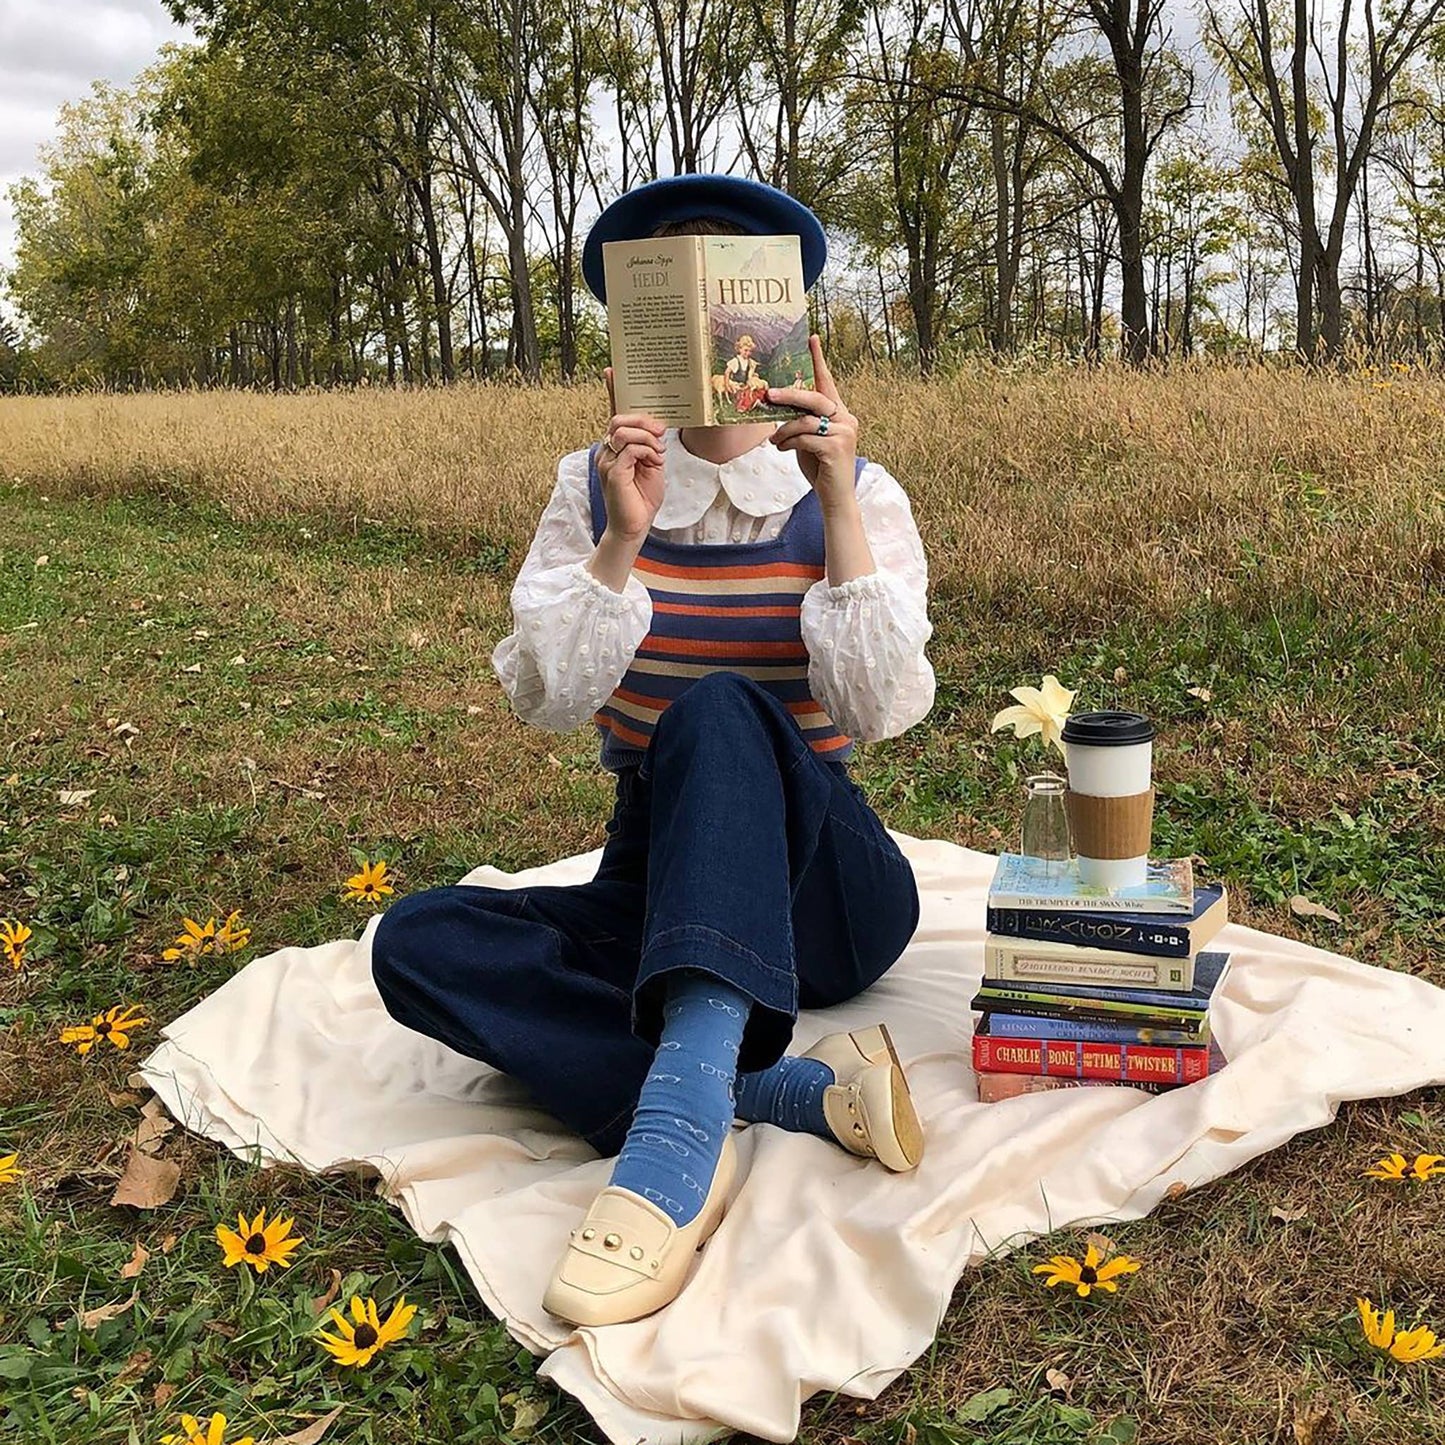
[{"x1": 371, "y1": 671, "x2": 921, "y2": 1155}]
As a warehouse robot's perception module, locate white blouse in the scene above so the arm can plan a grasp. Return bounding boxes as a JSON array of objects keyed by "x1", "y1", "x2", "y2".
[{"x1": 490, "y1": 428, "x2": 936, "y2": 743}]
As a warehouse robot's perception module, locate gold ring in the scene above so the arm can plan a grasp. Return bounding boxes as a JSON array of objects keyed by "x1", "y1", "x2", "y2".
[{"x1": 602, "y1": 435, "x2": 619, "y2": 459}]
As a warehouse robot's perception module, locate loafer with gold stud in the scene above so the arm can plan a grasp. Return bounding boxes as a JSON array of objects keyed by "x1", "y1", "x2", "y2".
[
  {"x1": 803, "y1": 1023, "x2": 924, "y2": 1172},
  {"x1": 543, "y1": 1131, "x2": 738, "y2": 1327}
]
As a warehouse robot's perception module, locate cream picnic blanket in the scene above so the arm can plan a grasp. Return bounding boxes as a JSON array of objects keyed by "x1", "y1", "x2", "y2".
[{"x1": 140, "y1": 833, "x2": 1445, "y2": 1444}]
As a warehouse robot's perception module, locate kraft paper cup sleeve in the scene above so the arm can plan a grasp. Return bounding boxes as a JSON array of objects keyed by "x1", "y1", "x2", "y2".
[{"x1": 1065, "y1": 787, "x2": 1155, "y2": 860}]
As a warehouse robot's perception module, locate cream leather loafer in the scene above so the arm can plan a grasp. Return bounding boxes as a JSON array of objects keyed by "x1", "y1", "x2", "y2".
[
  {"x1": 543, "y1": 1131, "x2": 738, "y2": 1327},
  {"x1": 804, "y1": 1023, "x2": 924, "y2": 1172}
]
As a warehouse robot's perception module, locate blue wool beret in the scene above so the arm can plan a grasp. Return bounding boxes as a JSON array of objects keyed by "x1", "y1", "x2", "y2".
[{"x1": 581, "y1": 173, "x2": 827, "y2": 303}]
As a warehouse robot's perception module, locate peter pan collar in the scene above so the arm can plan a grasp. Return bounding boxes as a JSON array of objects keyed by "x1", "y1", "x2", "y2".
[{"x1": 654, "y1": 427, "x2": 813, "y2": 528}]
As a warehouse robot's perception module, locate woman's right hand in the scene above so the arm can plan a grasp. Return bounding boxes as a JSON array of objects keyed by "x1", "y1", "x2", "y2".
[{"x1": 599, "y1": 366, "x2": 667, "y2": 542}]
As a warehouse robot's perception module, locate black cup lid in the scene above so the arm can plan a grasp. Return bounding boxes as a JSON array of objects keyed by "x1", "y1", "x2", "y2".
[{"x1": 1060, "y1": 710, "x2": 1155, "y2": 747}]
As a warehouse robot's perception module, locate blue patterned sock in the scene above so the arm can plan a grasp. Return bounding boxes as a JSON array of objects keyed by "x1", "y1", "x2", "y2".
[
  {"x1": 734, "y1": 1056, "x2": 835, "y2": 1139},
  {"x1": 610, "y1": 972, "x2": 748, "y2": 1227}
]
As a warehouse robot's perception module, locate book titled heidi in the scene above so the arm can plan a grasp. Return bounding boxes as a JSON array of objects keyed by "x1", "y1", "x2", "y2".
[
  {"x1": 602, "y1": 233, "x2": 814, "y2": 427},
  {"x1": 973, "y1": 1022, "x2": 1226, "y2": 1087},
  {"x1": 986, "y1": 884, "x2": 1228, "y2": 960}
]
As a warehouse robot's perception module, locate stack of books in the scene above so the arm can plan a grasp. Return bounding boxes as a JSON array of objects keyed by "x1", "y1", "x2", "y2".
[{"x1": 970, "y1": 853, "x2": 1231, "y2": 1102}]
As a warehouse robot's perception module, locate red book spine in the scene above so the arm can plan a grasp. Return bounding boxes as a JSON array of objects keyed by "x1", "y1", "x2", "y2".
[{"x1": 972, "y1": 1034, "x2": 1213, "y2": 1085}]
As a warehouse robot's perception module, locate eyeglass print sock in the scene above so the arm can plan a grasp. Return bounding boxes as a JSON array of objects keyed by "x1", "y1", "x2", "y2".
[
  {"x1": 734, "y1": 1055, "x2": 835, "y2": 1140},
  {"x1": 609, "y1": 970, "x2": 749, "y2": 1227}
]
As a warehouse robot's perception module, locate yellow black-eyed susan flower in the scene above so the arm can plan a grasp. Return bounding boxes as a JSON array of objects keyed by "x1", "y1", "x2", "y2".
[
  {"x1": 1364, "y1": 1152, "x2": 1445, "y2": 1182},
  {"x1": 343, "y1": 860, "x2": 395, "y2": 905},
  {"x1": 216, "y1": 1207, "x2": 304, "y2": 1273},
  {"x1": 1358, "y1": 1297, "x2": 1445, "y2": 1363},
  {"x1": 214, "y1": 910, "x2": 250, "y2": 954},
  {"x1": 59, "y1": 1004, "x2": 149, "y2": 1055},
  {"x1": 0, "y1": 1153, "x2": 21, "y2": 1185},
  {"x1": 162, "y1": 916, "x2": 218, "y2": 962},
  {"x1": 2, "y1": 920, "x2": 31, "y2": 971},
  {"x1": 318, "y1": 1295, "x2": 416, "y2": 1367},
  {"x1": 1032, "y1": 1242, "x2": 1142, "y2": 1298},
  {"x1": 160, "y1": 1413, "x2": 254, "y2": 1445}
]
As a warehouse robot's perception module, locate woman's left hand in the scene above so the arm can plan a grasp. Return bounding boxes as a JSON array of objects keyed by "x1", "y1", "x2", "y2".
[{"x1": 765, "y1": 335, "x2": 858, "y2": 506}]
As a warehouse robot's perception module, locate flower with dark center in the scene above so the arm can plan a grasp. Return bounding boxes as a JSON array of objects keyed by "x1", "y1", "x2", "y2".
[
  {"x1": 60, "y1": 1004, "x2": 150, "y2": 1055},
  {"x1": 1, "y1": 919, "x2": 32, "y2": 971},
  {"x1": 1032, "y1": 1242, "x2": 1141, "y2": 1298},
  {"x1": 318, "y1": 1295, "x2": 417, "y2": 1368},
  {"x1": 343, "y1": 859, "x2": 396, "y2": 906},
  {"x1": 216, "y1": 1207, "x2": 304, "y2": 1273}
]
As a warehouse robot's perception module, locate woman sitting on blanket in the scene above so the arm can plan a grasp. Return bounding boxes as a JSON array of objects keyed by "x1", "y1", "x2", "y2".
[{"x1": 370, "y1": 174, "x2": 937, "y2": 1328}]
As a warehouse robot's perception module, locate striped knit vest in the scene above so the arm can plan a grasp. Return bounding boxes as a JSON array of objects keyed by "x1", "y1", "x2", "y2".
[{"x1": 586, "y1": 443, "x2": 861, "y2": 772}]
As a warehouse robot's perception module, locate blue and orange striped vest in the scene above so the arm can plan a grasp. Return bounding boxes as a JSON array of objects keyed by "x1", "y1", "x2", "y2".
[{"x1": 586, "y1": 443, "x2": 861, "y2": 772}]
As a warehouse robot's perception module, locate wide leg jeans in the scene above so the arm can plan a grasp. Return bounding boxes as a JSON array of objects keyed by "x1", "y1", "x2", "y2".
[{"x1": 371, "y1": 672, "x2": 921, "y2": 1156}]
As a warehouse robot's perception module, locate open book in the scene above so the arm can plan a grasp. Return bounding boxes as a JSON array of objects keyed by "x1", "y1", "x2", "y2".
[{"x1": 602, "y1": 234, "x2": 814, "y2": 426}]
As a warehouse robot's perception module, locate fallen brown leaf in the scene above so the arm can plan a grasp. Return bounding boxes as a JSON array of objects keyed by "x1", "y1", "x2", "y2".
[
  {"x1": 509, "y1": 1396, "x2": 549, "y2": 1439},
  {"x1": 1290, "y1": 895, "x2": 1342, "y2": 924},
  {"x1": 107, "y1": 1090, "x2": 145, "y2": 1109},
  {"x1": 1270, "y1": 1204, "x2": 1307, "y2": 1224},
  {"x1": 116, "y1": 1349, "x2": 153, "y2": 1383},
  {"x1": 1084, "y1": 1231, "x2": 1115, "y2": 1255},
  {"x1": 275, "y1": 1406, "x2": 345, "y2": 1445},
  {"x1": 312, "y1": 1267, "x2": 343, "y2": 1316},
  {"x1": 161, "y1": 1233, "x2": 178, "y2": 1254},
  {"x1": 78, "y1": 1292, "x2": 137, "y2": 1329},
  {"x1": 120, "y1": 1241, "x2": 151, "y2": 1280},
  {"x1": 109, "y1": 1148, "x2": 180, "y2": 1209},
  {"x1": 154, "y1": 1382, "x2": 176, "y2": 1410},
  {"x1": 1045, "y1": 1366, "x2": 1072, "y2": 1396},
  {"x1": 133, "y1": 1114, "x2": 174, "y2": 1154},
  {"x1": 1293, "y1": 1398, "x2": 1334, "y2": 1445},
  {"x1": 1164, "y1": 1181, "x2": 1188, "y2": 1201}
]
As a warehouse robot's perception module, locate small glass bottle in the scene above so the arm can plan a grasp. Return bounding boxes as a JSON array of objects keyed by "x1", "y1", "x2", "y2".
[{"x1": 1020, "y1": 772, "x2": 1071, "y2": 868}]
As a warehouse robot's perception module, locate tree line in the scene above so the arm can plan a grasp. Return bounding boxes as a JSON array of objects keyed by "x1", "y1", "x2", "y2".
[{"x1": 6, "y1": 0, "x2": 1445, "y2": 390}]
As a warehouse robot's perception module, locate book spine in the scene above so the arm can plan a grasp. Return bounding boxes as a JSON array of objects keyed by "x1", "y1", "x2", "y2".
[
  {"x1": 971, "y1": 987, "x2": 1205, "y2": 1031},
  {"x1": 984, "y1": 940, "x2": 1193, "y2": 991},
  {"x1": 975, "y1": 1071, "x2": 1156, "y2": 1102},
  {"x1": 694, "y1": 237, "x2": 712, "y2": 425},
  {"x1": 973, "y1": 1035, "x2": 1213, "y2": 1086},
  {"x1": 985, "y1": 906, "x2": 1190, "y2": 958},
  {"x1": 989, "y1": 890, "x2": 1194, "y2": 915},
  {"x1": 981, "y1": 1012, "x2": 1206, "y2": 1046}
]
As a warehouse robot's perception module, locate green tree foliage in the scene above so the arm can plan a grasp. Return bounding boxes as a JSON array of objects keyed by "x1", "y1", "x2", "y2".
[{"x1": 7, "y1": 0, "x2": 1445, "y2": 387}]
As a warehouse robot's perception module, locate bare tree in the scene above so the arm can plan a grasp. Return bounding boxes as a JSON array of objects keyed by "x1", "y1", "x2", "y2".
[{"x1": 1204, "y1": 0, "x2": 1445, "y2": 361}]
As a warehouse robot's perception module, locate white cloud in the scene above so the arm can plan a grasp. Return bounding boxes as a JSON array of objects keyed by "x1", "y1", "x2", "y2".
[{"x1": 0, "y1": 0, "x2": 190, "y2": 280}]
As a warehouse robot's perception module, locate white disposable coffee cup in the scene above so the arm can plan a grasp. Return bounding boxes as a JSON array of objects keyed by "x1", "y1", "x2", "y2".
[{"x1": 1061, "y1": 711, "x2": 1156, "y2": 889}]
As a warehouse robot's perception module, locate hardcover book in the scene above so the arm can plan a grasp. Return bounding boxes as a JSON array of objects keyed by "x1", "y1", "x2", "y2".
[
  {"x1": 969, "y1": 950, "x2": 1233, "y2": 1031},
  {"x1": 975, "y1": 1071, "x2": 1167, "y2": 1102},
  {"x1": 983, "y1": 935, "x2": 1198, "y2": 991},
  {"x1": 987, "y1": 853, "x2": 1195, "y2": 915},
  {"x1": 972, "y1": 1029, "x2": 1226, "y2": 1087},
  {"x1": 602, "y1": 234, "x2": 814, "y2": 426},
  {"x1": 980, "y1": 1011, "x2": 1210, "y2": 1047},
  {"x1": 985, "y1": 885, "x2": 1228, "y2": 959}
]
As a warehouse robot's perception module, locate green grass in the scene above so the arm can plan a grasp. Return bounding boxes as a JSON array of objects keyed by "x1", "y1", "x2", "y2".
[{"x1": 1, "y1": 482, "x2": 1443, "y2": 1445}]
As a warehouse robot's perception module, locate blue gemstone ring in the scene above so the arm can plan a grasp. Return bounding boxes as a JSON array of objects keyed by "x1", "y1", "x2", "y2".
[{"x1": 816, "y1": 413, "x2": 831, "y2": 436}]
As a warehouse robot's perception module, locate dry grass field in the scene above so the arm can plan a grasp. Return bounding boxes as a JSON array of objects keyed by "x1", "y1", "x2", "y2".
[{"x1": 0, "y1": 363, "x2": 1442, "y2": 1445}]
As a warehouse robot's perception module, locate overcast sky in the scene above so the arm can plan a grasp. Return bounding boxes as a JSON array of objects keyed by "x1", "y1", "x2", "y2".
[{"x1": 0, "y1": 0, "x2": 191, "y2": 273}]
